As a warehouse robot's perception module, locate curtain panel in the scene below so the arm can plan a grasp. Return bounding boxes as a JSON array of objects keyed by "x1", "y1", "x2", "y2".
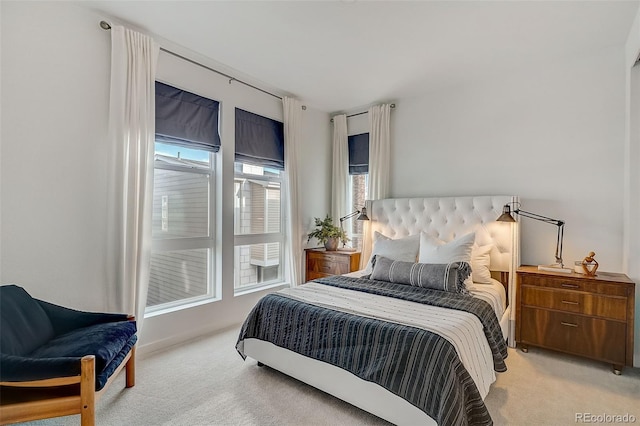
[
  {"x1": 331, "y1": 114, "x2": 348, "y2": 226},
  {"x1": 361, "y1": 104, "x2": 391, "y2": 269},
  {"x1": 106, "y1": 26, "x2": 159, "y2": 329},
  {"x1": 155, "y1": 82, "x2": 221, "y2": 152},
  {"x1": 367, "y1": 104, "x2": 391, "y2": 201},
  {"x1": 282, "y1": 97, "x2": 303, "y2": 286}
]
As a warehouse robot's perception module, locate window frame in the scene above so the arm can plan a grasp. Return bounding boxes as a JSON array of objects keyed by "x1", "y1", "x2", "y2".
[
  {"x1": 233, "y1": 162, "x2": 286, "y2": 294},
  {"x1": 347, "y1": 172, "x2": 369, "y2": 251},
  {"x1": 145, "y1": 146, "x2": 218, "y2": 316}
]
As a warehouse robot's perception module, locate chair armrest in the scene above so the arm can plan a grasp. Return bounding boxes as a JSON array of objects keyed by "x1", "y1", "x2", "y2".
[
  {"x1": 35, "y1": 300, "x2": 131, "y2": 337},
  {"x1": 0, "y1": 353, "x2": 81, "y2": 382}
]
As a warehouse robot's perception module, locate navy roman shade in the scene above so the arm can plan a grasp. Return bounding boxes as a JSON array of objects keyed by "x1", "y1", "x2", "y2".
[
  {"x1": 348, "y1": 133, "x2": 369, "y2": 175},
  {"x1": 235, "y1": 108, "x2": 285, "y2": 170},
  {"x1": 155, "y1": 82, "x2": 221, "y2": 152}
]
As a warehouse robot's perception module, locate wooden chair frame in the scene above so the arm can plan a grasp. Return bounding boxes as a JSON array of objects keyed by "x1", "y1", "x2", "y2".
[{"x1": 0, "y1": 317, "x2": 136, "y2": 426}]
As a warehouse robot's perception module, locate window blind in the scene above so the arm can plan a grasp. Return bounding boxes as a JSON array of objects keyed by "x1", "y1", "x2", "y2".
[
  {"x1": 235, "y1": 108, "x2": 285, "y2": 170},
  {"x1": 155, "y1": 82, "x2": 221, "y2": 152},
  {"x1": 348, "y1": 133, "x2": 369, "y2": 175}
]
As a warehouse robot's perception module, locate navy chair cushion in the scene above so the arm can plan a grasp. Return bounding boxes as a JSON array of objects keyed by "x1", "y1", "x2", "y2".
[
  {"x1": 29, "y1": 321, "x2": 137, "y2": 390},
  {"x1": 0, "y1": 285, "x2": 54, "y2": 356},
  {"x1": 36, "y1": 299, "x2": 130, "y2": 337}
]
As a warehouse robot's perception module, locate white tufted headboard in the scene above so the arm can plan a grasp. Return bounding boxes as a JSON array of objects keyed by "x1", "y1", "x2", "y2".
[
  {"x1": 362, "y1": 196, "x2": 521, "y2": 346},
  {"x1": 363, "y1": 195, "x2": 520, "y2": 274}
]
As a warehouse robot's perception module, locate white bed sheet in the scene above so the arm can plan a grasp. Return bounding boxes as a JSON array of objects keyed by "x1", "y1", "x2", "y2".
[
  {"x1": 345, "y1": 270, "x2": 506, "y2": 316},
  {"x1": 344, "y1": 270, "x2": 511, "y2": 340}
]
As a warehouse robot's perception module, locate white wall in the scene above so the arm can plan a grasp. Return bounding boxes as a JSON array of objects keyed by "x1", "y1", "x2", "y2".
[
  {"x1": 392, "y1": 48, "x2": 626, "y2": 271},
  {"x1": 624, "y1": 6, "x2": 640, "y2": 367},
  {"x1": 1, "y1": 2, "x2": 112, "y2": 310},
  {"x1": 0, "y1": 1, "x2": 331, "y2": 353}
]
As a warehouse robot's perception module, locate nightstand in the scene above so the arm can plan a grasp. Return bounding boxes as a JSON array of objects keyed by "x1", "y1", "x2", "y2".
[
  {"x1": 305, "y1": 248, "x2": 361, "y2": 282},
  {"x1": 516, "y1": 265, "x2": 635, "y2": 374}
]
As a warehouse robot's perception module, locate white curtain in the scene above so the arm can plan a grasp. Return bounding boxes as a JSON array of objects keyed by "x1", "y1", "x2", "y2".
[
  {"x1": 283, "y1": 97, "x2": 304, "y2": 287},
  {"x1": 367, "y1": 104, "x2": 392, "y2": 201},
  {"x1": 361, "y1": 104, "x2": 391, "y2": 268},
  {"x1": 106, "y1": 26, "x2": 159, "y2": 330},
  {"x1": 331, "y1": 114, "x2": 349, "y2": 224}
]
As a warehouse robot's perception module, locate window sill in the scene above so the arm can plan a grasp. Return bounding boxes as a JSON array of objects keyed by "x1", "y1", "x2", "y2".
[
  {"x1": 234, "y1": 281, "x2": 289, "y2": 298},
  {"x1": 144, "y1": 295, "x2": 221, "y2": 319}
]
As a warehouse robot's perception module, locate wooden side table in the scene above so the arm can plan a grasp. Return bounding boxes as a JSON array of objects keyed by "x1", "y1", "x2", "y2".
[
  {"x1": 305, "y1": 248, "x2": 361, "y2": 282},
  {"x1": 516, "y1": 265, "x2": 635, "y2": 374}
]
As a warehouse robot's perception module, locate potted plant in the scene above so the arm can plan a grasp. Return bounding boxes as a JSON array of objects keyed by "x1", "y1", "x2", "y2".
[{"x1": 307, "y1": 214, "x2": 349, "y2": 251}]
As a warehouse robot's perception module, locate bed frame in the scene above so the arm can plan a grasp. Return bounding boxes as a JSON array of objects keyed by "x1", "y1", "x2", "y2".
[{"x1": 244, "y1": 195, "x2": 520, "y2": 425}]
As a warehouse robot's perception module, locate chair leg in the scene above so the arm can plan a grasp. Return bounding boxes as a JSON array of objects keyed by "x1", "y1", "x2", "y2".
[
  {"x1": 126, "y1": 345, "x2": 136, "y2": 388},
  {"x1": 80, "y1": 356, "x2": 96, "y2": 426}
]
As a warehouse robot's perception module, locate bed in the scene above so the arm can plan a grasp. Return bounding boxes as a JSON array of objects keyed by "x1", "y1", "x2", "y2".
[{"x1": 236, "y1": 195, "x2": 520, "y2": 425}]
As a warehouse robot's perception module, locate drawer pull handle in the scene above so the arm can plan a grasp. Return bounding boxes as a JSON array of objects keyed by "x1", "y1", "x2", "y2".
[
  {"x1": 561, "y1": 322, "x2": 578, "y2": 328},
  {"x1": 561, "y1": 283, "x2": 580, "y2": 289},
  {"x1": 561, "y1": 300, "x2": 579, "y2": 305}
]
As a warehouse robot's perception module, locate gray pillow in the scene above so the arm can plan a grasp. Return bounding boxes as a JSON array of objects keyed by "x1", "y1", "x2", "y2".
[{"x1": 370, "y1": 255, "x2": 471, "y2": 294}]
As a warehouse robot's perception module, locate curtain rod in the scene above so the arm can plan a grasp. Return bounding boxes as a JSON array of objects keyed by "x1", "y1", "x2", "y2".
[
  {"x1": 100, "y1": 20, "x2": 306, "y2": 110},
  {"x1": 330, "y1": 104, "x2": 396, "y2": 122}
]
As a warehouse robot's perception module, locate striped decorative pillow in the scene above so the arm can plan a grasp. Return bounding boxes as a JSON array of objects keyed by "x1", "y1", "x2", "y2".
[{"x1": 370, "y1": 255, "x2": 471, "y2": 294}]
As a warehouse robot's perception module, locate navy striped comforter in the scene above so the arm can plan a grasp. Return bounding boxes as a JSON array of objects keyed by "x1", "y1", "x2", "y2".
[{"x1": 236, "y1": 275, "x2": 507, "y2": 426}]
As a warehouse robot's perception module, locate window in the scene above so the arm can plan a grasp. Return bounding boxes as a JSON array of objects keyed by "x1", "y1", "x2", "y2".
[
  {"x1": 234, "y1": 109, "x2": 286, "y2": 293},
  {"x1": 347, "y1": 133, "x2": 369, "y2": 250},
  {"x1": 146, "y1": 82, "x2": 220, "y2": 314},
  {"x1": 348, "y1": 174, "x2": 369, "y2": 250}
]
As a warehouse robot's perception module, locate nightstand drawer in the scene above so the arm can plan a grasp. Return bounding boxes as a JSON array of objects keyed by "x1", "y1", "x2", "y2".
[
  {"x1": 312, "y1": 257, "x2": 349, "y2": 274},
  {"x1": 521, "y1": 286, "x2": 627, "y2": 321},
  {"x1": 520, "y1": 308, "x2": 626, "y2": 364},
  {"x1": 307, "y1": 252, "x2": 350, "y2": 266},
  {"x1": 520, "y1": 274, "x2": 628, "y2": 297}
]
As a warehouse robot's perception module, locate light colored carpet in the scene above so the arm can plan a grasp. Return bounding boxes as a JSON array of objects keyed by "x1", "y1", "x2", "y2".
[{"x1": 24, "y1": 327, "x2": 640, "y2": 426}]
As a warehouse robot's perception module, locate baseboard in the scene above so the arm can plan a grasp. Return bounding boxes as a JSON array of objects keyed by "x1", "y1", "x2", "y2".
[{"x1": 137, "y1": 323, "x2": 242, "y2": 358}]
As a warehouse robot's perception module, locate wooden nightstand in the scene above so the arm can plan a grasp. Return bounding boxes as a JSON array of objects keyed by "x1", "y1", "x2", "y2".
[
  {"x1": 516, "y1": 265, "x2": 635, "y2": 374},
  {"x1": 305, "y1": 248, "x2": 361, "y2": 282}
]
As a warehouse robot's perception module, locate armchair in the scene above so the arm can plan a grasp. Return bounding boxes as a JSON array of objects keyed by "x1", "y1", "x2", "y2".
[{"x1": 0, "y1": 285, "x2": 137, "y2": 426}]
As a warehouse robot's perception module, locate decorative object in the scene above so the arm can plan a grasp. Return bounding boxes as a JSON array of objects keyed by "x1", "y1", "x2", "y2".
[
  {"x1": 338, "y1": 207, "x2": 370, "y2": 248},
  {"x1": 574, "y1": 261, "x2": 584, "y2": 274},
  {"x1": 497, "y1": 202, "x2": 572, "y2": 273},
  {"x1": 581, "y1": 251, "x2": 599, "y2": 276},
  {"x1": 307, "y1": 215, "x2": 349, "y2": 251}
]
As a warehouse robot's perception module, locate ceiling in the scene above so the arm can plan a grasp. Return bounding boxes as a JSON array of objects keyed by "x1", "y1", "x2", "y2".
[{"x1": 82, "y1": 1, "x2": 639, "y2": 113}]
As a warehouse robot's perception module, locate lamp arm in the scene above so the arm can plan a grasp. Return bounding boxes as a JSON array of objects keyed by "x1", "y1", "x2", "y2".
[
  {"x1": 339, "y1": 210, "x2": 361, "y2": 223},
  {"x1": 513, "y1": 209, "x2": 564, "y2": 227},
  {"x1": 555, "y1": 222, "x2": 564, "y2": 266},
  {"x1": 515, "y1": 208, "x2": 565, "y2": 267},
  {"x1": 502, "y1": 203, "x2": 566, "y2": 268}
]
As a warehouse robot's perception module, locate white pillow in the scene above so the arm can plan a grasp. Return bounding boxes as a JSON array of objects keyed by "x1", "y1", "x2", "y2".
[
  {"x1": 470, "y1": 244, "x2": 493, "y2": 284},
  {"x1": 418, "y1": 232, "x2": 476, "y2": 264},
  {"x1": 364, "y1": 232, "x2": 420, "y2": 274}
]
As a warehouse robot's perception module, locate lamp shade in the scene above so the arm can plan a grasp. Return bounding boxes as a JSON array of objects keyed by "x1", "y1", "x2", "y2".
[
  {"x1": 356, "y1": 207, "x2": 369, "y2": 221},
  {"x1": 497, "y1": 205, "x2": 516, "y2": 222}
]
